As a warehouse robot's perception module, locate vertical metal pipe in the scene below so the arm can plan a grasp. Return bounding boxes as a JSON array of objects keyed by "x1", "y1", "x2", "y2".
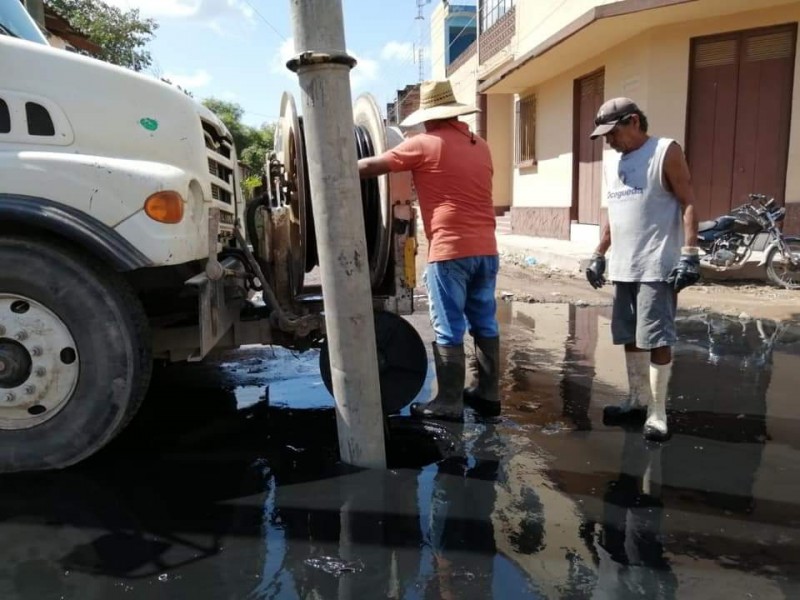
[{"x1": 287, "y1": 0, "x2": 386, "y2": 468}]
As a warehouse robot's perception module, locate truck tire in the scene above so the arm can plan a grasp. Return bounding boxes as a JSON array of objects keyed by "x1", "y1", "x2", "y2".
[{"x1": 0, "y1": 236, "x2": 151, "y2": 472}]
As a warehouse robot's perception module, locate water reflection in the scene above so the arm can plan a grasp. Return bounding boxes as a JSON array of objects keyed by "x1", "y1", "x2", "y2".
[
  {"x1": 592, "y1": 433, "x2": 677, "y2": 599},
  {"x1": 507, "y1": 304, "x2": 800, "y2": 598},
  {"x1": 0, "y1": 309, "x2": 798, "y2": 598}
]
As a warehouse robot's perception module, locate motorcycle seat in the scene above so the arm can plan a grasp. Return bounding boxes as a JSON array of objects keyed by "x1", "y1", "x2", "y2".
[{"x1": 698, "y1": 220, "x2": 718, "y2": 232}]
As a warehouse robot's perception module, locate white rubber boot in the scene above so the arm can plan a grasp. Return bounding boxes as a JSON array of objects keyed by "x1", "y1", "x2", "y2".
[
  {"x1": 644, "y1": 362, "x2": 672, "y2": 441},
  {"x1": 603, "y1": 351, "x2": 650, "y2": 424}
]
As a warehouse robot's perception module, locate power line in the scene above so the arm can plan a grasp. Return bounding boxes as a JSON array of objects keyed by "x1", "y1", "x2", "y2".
[{"x1": 241, "y1": 0, "x2": 287, "y2": 41}]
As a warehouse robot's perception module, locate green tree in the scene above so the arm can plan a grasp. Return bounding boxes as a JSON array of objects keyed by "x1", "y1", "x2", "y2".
[
  {"x1": 201, "y1": 98, "x2": 252, "y2": 156},
  {"x1": 240, "y1": 124, "x2": 275, "y2": 175},
  {"x1": 202, "y1": 98, "x2": 274, "y2": 176},
  {"x1": 47, "y1": 0, "x2": 157, "y2": 71}
]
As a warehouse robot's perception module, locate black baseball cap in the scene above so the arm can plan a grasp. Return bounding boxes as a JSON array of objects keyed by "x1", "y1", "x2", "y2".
[{"x1": 590, "y1": 97, "x2": 640, "y2": 139}]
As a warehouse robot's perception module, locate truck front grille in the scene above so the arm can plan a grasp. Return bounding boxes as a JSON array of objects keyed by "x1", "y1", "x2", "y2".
[
  {"x1": 211, "y1": 183, "x2": 232, "y2": 205},
  {"x1": 201, "y1": 119, "x2": 236, "y2": 207}
]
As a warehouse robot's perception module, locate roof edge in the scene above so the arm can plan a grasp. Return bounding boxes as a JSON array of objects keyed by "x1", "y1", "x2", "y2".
[{"x1": 478, "y1": 0, "x2": 697, "y2": 93}]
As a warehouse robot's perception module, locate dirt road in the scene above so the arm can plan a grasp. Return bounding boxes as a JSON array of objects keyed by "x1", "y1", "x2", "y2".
[
  {"x1": 496, "y1": 253, "x2": 800, "y2": 321},
  {"x1": 414, "y1": 233, "x2": 798, "y2": 321}
]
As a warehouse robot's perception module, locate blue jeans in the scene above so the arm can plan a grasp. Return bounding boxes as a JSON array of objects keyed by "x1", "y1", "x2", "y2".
[{"x1": 424, "y1": 255, "x2": 500, "y2": 347}]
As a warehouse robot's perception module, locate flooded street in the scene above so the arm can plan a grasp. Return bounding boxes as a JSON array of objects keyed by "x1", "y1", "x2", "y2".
[{"x1": 1, "y1": 304, "x2": 799, "y2": 599}]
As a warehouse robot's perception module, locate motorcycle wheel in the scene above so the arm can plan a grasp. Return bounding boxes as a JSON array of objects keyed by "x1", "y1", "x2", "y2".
[{"x1": 765, "y1": 239, "x2": 800, "y2": 289}]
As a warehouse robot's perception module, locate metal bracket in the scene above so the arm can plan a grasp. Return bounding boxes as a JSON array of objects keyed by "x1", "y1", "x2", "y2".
[{"x1": 286, "y1": 51, "x2": 357, "y2": 72}]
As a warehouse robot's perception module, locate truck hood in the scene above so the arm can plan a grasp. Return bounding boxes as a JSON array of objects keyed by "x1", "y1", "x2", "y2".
[{"x1": 1, "y1": 36, "x2": 233, "y2": 178}]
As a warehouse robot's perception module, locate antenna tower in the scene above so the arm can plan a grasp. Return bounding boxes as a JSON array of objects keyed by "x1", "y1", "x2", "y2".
[{"x1": 415, "y1": 0, "x2": 431, "y2": 82}]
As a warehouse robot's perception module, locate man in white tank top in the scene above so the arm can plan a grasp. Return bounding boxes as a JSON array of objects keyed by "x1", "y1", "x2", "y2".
[{"x1": 584, "y1": 98, "x2": 700, "y2": 441}]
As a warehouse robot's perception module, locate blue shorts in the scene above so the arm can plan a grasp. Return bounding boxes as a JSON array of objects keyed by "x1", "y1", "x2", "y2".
[
  {"x1": 424, "y1": 255, "x2": 499, "y2": 347},
  {"x1": 611, "y1": 282, "x2": 677, "y2": 349}
]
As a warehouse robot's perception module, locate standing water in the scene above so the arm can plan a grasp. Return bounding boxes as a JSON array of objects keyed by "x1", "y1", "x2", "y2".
[{"x1": 0, "y1": 305, "x2": 798, "y2": 599}]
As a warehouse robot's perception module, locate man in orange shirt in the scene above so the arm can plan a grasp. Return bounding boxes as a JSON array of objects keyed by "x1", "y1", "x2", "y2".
[{"x1": 358, "y1": 80, "x2": 500, "y2": 422}]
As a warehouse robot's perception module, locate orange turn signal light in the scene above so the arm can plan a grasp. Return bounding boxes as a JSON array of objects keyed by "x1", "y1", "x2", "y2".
[{"x1": 144, "y1": 191, "x2": 184, "y2": 224}]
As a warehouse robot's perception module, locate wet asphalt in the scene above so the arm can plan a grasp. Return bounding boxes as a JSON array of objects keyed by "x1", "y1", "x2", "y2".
[{"x1": 1, "y1": 302, "x2": 799, "y2": 599}]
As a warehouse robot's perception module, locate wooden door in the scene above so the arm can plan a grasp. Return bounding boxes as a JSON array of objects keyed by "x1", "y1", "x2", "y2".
[
  {"x1": 687, "y1": 25, "x2": 796, "y2": 221},
  {"x1": 573, "y1": 70, "x2": 605, "y2": 225}
]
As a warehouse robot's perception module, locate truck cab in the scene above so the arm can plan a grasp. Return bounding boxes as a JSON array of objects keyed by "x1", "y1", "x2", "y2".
[{"x1": 0, "y1": 1, "x2": 419, "y2": 473}]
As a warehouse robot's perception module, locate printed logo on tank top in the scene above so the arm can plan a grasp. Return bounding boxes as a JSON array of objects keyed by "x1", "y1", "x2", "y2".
[{"x1": 607, "y1": 158, "x2": 646, "y2": 201}]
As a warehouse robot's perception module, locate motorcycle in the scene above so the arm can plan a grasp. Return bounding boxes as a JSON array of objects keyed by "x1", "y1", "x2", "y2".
[{"x1": 697, "y1": 193, "x2": 800, "y2": 289}]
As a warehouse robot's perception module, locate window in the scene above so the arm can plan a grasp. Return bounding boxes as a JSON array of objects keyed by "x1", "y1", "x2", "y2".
[
  {"x1": 25, "y1": 102, "x2": 55, "y2": 136},
  {"x1": 0, "y1": 99, "x2": 9, "y2": 134},
  {"x1": 448, "y1": 24, "x2": 477, "y2": 65},
  {"x1": 479, "y1": 0, "x2": 514, "y2": 34},
  {"x1": 515, "y1": 94, "x2": 536, "y2": 166}
]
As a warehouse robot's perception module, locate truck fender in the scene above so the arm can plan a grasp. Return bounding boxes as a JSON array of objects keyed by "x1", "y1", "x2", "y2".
[
  {"x1": 0, "y1": 193, "x2": 152, "y2": 271},
  {"x1": 757, "y1": 236, "x2": 800, "y2": 266}
]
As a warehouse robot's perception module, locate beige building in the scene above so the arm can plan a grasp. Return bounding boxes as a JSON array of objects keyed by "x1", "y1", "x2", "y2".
[{"x1": 432, "y1": 0, "x2": 800, "y2": 243}]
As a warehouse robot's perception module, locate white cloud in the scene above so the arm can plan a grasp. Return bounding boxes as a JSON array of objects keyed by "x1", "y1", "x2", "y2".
[
  {"x1": 270, "y1": 37, "x2": 297, "y2": 78},
  {"x1": 163, "y1": 69, "x2": 212, "y2": 90},
  {"x1": 350, "y1": 53, "x2": 379, "y2": 90},
  {"x1": 102, "y1": 0, "x2": 253, "y2": 23},
  {"x1": 380, "y1": 41, "x2": 414, "y2": 62},
  {"x1": 269, "y1": 37, "x2": 378, "y2": 95}
]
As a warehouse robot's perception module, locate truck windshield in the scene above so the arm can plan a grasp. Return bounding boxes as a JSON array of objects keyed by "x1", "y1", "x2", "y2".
[{"x1": 0, "y1": 2, "x2": 49, "y2": 44}]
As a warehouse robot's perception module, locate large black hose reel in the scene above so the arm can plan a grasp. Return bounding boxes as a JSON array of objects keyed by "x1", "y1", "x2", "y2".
[
  {"x1": 273, "y1": 92, "x2": 392, "y2": 293},
  {"x1": 273, "y1": 92, "x2": 427, "y2": 415}
]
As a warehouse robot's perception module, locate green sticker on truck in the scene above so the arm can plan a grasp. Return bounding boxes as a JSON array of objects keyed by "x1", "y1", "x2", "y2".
[{"x1": 139, "y1": 117, "x2": 158, "y2": 131}]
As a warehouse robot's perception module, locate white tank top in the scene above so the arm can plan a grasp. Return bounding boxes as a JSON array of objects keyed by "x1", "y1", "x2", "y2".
[{"x1": 606, "y1": 136, "x2": 684, "y2": 282}]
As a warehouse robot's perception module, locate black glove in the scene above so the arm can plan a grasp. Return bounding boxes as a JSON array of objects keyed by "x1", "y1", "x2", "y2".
[
  {"x1": 666, "y1": 250, "x2": 701, "y2": 292},
  {"x1": 585, "y1": 252, "x2": 606, "y2": 289}
]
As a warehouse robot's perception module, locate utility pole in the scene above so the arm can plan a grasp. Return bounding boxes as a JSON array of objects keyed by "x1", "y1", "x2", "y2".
[{"x1": 287, "y1": 0, "x2": 386, "y2": 469}]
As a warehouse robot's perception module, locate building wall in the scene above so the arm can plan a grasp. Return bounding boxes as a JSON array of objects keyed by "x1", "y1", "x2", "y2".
[
  {"x1": 430, "y1": 3, "x2": 448, "y2": 80},
  {"x1": 512, "y1": 0, "x2": 623, "y2": 56},
  {"x1": 46, "y1": 35, "x2": 71, "y2": 51},
  {"x1": 508, "y1": 3, "x2": 800, "y2": 236},
  {"x1": 513, "y1": 31, "x2": 652, "y2": 211},
  {"x1": 645, "y1": 4, "x2": 800, "y2": 232},
  {"x1": 487, "y1": 94, "x2": 513, "y2": 207}
]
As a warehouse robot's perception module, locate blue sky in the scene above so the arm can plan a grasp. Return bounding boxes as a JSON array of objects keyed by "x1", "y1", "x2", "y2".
[{"x1": 103, "y1": 0, "x2": 451, "y2": 127}]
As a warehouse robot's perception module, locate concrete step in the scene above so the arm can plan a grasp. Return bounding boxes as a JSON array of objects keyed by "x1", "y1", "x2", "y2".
[{"x1": 496, "y1": 212, "x2": 512, "y2": 235}]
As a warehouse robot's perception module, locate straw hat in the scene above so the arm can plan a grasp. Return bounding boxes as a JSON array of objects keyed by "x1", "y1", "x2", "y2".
[{"x1": 400, "y1": 80, "x2": 480, "y2": 128}]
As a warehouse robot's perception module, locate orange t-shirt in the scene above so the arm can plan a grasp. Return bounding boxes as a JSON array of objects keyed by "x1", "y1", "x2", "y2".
[{"x1": 384, "y1": 121, "x2": 497, "y2": 262}]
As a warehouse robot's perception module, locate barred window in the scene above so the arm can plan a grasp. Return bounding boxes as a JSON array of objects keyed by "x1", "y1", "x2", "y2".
[
  {"x1": 479, "y1": 0, "x2": 515, "y2": 34},
  {"x1": 515, "y1": 94, "x2": 536, "y2": 166}
]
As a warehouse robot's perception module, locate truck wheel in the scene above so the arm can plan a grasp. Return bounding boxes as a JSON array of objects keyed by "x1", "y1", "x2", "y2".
[
  {"x1": 0, "y1": 236, "x2": 151, "y2": 472},
  {"x1": 765, "y1": 239, "x2": 800, "y2": 289}
]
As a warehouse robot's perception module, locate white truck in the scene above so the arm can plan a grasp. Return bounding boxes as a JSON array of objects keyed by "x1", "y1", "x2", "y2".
[{"x1": 0, "y1": 2, "x2": 421, "y2": 472}]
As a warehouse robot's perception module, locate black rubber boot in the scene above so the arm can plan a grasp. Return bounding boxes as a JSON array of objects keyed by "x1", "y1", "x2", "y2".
[
  {"x1": 410, "y1": 343, "x2": 465, "y2": 422},
  {"x1": 463, "y1": 336, "x2": 501, "y2": 417}
]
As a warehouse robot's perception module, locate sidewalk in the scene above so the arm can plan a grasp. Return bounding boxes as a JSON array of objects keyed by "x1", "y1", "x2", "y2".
[
  {"x1": 495, "y1": 232, "x2": 595, "y2": 273},
  {"x1": 494, "y1": 231, "x2": 768, "y2": 281}
]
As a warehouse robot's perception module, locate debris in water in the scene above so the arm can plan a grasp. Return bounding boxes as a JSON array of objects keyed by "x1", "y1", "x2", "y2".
[
  {"x1": 541, "y1": 421, "x2": 571, "y2": 435},
  {"x1": 304, "y1": 556, "x2": 365, "y2": 577}
]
